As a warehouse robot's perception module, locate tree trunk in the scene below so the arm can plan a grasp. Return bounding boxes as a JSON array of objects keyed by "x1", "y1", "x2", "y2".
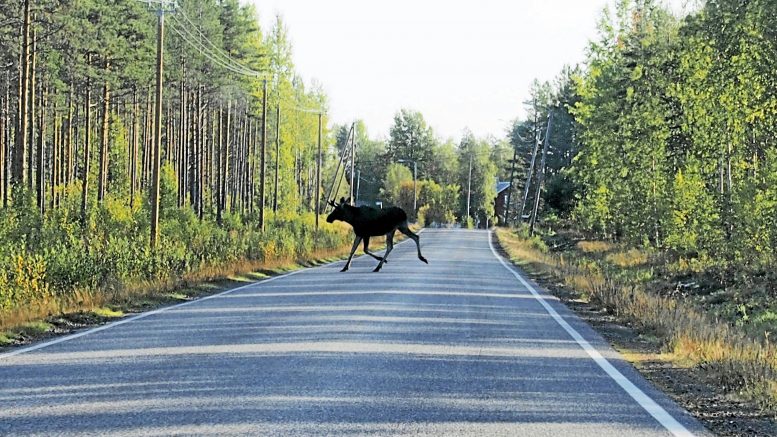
[
  {"x1": 222, "y1": 100, "x2": 230, "y2": 216},
  {"x1": 50, "y1": 100, "x2": 58, "y2": 209},
  {"x1": 273, "y1": 104, "x2": 280, "y2": 213},
  {"x1": 65, "y1": 82, "x2": 74, "y2": 186},
  {"x1": 130, "y1": 89, "x2": 139, "y2": 208},
  {"x1": 81, "y1": 73, "x2": 91, "y2": 221},
  {"x1": 28, "y1": 25, "x2": 36, "y2": 191},
  {"x1": 216, "y1": 103, "x2": 223, "y2": 224},
  {"x1": 14, "y1": 2, "x2": 31, "y2": 188},
  {"x1": 260, "y1": 80, "x2": 267, "y2": 230},
  {"x1": 0, "y1": 72, "x2": 7, "y2": 206},
  {"x1": 143, "y1": 86, "x2": 152, "y2": 188},
  {"x1": 36, "y1": 84, "x2": 46, "y2": 213},
  {"x1": 98, "y1": 65, "x2": 111, "y2": 202}
]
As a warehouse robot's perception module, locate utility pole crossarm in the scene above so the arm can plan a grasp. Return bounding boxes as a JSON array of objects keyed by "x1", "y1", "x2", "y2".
[{"x1": 137, "y1": 0, "x2": 178, "y2": 14}]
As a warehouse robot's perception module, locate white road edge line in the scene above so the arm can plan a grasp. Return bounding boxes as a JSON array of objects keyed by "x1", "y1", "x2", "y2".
[
  {"x1": 0, "y1": 269, "x2": 305, "y2": 359},
  {"x1": 487, "y1": 230, "x2": 695, "y2": 437},
  {"x1": 0, "y1": 228, "x2": 425, "y2": 359}
]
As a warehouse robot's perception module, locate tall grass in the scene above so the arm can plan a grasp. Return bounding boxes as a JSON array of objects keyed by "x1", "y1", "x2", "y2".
[
  {"x1": 496, "y1": 228, "x2": 777, "y2": 411},
  {"x1": 0, "y1": 190, "x2": 353, "y2": 332}
]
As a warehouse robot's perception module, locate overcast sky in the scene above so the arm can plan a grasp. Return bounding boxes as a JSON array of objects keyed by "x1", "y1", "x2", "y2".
[{"x1": 245, "y1": 0, "x2": 689, "y2": 142}]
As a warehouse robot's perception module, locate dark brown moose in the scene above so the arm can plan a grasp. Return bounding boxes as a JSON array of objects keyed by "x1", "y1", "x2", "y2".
[{"x1": 326, "y1": 197, "x2": 428, "y2": 272}]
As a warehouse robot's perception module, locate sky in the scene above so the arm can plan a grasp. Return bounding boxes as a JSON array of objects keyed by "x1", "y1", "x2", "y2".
[{"x1": 245, "y1": 0, "x2": 689, "y2": 142}]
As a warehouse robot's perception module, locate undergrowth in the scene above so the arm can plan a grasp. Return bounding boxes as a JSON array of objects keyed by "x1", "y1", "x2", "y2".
[
  {"x1": 0, "y1": 185, "x2": 353, "y2": 333},
  {"x1": 496, "y1": 227, "x2": 777, "y2": 412}
]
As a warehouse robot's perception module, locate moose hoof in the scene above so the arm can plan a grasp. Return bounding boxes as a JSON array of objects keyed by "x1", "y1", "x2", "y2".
[
  {"x1": 340, "y1": 266, "x2": 349, "y2": 272},
  {"x1": 420, "y1": 257, "x2": 429, "y2": 264},
  {"x1": 372, "y1": 266, "x2": 382, "y2": 272}
]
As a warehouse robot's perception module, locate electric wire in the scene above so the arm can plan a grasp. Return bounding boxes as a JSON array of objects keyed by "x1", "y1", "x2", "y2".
[
  {"x1": 167, "y1": 19, "x2": 263, "y2": 78},
  {"x1": 174, "y1": 7, "x2": 265, "y2": 75},
  {"x1": 168, "y1": 17, "x2": 260, "y2": 77}
]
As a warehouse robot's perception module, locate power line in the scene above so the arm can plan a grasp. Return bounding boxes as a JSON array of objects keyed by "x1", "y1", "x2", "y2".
[
  {"x1": 170, "y1": 15, "x2": 258, "y2": 76},
  {"x1": 173, "y1": 7, "x2": 265, "y2": 76},
  {"x1": 289, "y1": 106, "x2": 324, "y2": 114},
  {"x1": 168, "y1": 18, "x2": 257, "y2": 77},
  {"x1": 167, "y1": 19, "x2": 265, "y2": 78}
]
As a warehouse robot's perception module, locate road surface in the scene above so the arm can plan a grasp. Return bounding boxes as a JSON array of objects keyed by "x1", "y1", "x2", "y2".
[{"x1": 0, "y1": 229, "x2": 708, "y2": 436}]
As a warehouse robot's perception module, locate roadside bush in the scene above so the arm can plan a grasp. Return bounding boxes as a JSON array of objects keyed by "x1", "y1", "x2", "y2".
[{"x1": 0, "y1": 192, "x2": 351, "y2": 324}]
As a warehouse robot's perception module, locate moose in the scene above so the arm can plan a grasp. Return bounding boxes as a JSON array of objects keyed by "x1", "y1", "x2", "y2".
[{"x1": 326, "y1": 197, "x2": 428, "y2": 272}]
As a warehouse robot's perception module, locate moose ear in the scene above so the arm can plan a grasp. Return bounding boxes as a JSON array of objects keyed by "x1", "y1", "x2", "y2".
[
  {"x1": 345, "y1": 197, "x2": 352, "y2": 205},
  {"x1": 328, "y1": 200, "x2": 336, "y2": 207},
  {"x1": 339, "y1": 197, "x2": 345, "y2": 204}
]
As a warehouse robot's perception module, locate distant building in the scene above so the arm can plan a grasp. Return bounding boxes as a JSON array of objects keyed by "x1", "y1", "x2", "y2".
[{"x1": 495, "y1": 181, "x2": 511, "y2": 225}]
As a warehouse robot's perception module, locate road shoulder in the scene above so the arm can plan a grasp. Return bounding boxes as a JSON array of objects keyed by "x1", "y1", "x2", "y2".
[{"x1": 492, "y1": 229, "x2": 776, "y2": 437}]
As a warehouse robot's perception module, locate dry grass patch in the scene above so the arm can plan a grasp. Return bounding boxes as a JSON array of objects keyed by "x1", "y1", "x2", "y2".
[
  {"x1": 577, "y1": 240, "x2": 614, "y2": 253},
  {"x1": 495, "y1": 228, "x2": 777, "y2": 412},
  {"x1": 606, "y1": 248, "x2": 649, "y2": 268}
]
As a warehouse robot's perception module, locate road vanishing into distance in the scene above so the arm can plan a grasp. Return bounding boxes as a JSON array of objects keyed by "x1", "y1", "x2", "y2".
[{"x1": 0, "y1": 229, "x2": 709, "y2": 436}]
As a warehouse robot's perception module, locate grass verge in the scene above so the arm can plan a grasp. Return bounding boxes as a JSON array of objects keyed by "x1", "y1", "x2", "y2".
[
  {"x1": 0, "y1": 229, "x2": 412, "y2": 351},
  {"x1": 495, "y1": 227, "x2": 777, "y2": 415}
]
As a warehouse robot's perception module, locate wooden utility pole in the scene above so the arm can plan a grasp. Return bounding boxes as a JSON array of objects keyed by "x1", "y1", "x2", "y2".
[
  {"x1": 529, "y1": 112, "x2": 553, "y2": 236},
  {"x1": 466, "y1": 152, "x2": 472, "y2": 219},
  {"x1": 504, "y1": 140, "x2": 519, "y2": 225},
  {"x1": 147, "y1": 0, "x2": 176, "y2": 248},
  {"x1": 349, "y1": 122, "x2": 355, "y2": 204},
  {"x1": 519, "y1": 102, "x2": 541, "y2": 222}
]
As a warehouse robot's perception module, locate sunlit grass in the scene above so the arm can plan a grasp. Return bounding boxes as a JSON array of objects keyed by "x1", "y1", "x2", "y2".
[
  {"x1": 577, "y1": 240, "x2": 614, "y2": 253},
  {"x1": 0, "y1": 240, "x2": 357, "y2": 335},
  {"x1": 605, "y1": 248, "x2": 648, "y2": 268},
  {"x1": 91, "y1": 307, "x2": 124, "y2": 318}
]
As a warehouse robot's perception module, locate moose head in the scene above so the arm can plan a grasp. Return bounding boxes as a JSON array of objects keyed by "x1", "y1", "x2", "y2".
[{"x1": 326, "y1": 197, "x2": 351, "y2": 223}]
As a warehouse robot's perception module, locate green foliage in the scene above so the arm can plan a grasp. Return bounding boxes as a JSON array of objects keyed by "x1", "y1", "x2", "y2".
[
  {"x1": 567, "y1": 0, "x2": 777, "y2": 276},
  {"x1": 386, "y1": 109, "x2": 436, "y2": 164},
  {"x1": 381, "y1": 163, "x2": 413, "y2": 206},
  {"x1": 418, "y1": 180, "x2": 459, "y2": 226},
  {"x1": 0, "y1": 195, "x2": 349, "y2": 317},
  {"x1": 664, "y1": 163, "x2": 722, "y2": 255},
  {"x1": 457, "y1": 132, "x2": 497, "y2": 226}
]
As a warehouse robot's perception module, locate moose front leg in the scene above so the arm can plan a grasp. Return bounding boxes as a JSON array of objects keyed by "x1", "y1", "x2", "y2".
[
  {"x1": 373, "y1": 230, "x2": 395, "y2": 272},
  {"x1": 341, "y1": 236, "x2": 362, "y2": 272},
  {"x1": 362, "y1": 236, "x2": 386, "y2": 263}
]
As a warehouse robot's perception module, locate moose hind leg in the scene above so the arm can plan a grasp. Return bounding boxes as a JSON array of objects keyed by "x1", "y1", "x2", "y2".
[
  {"x1": 362, "y1": 236, "x2": 386, "y2": 263},
  {"x1": 373, "y1": 231, "x2": 395, "y2": 272},
  {"x1": 341, "y1": 236, "x2": 362, "y2": 272},
  {"x1": 399, "y1": 225, "x2": 428, "y2": 264}
]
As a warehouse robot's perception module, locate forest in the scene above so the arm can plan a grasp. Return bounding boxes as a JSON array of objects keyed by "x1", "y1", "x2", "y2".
[
  {"x1": 494, "y1": 0, "x2": 777, "y2": 411},
  {"x1": 0, "y1": 0, "x2": 510, "y2": 330},
  {"x1": 507, "y1": 0, "x2": 777, "y2": 332},
  {"x1": 0, "y1": 0, "x2": 350, "y2": 328}
]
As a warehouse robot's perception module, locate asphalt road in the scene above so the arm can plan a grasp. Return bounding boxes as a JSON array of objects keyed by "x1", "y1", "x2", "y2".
[{"x1": 0, "y1": 229, "x2": 709, "y2": 436}]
